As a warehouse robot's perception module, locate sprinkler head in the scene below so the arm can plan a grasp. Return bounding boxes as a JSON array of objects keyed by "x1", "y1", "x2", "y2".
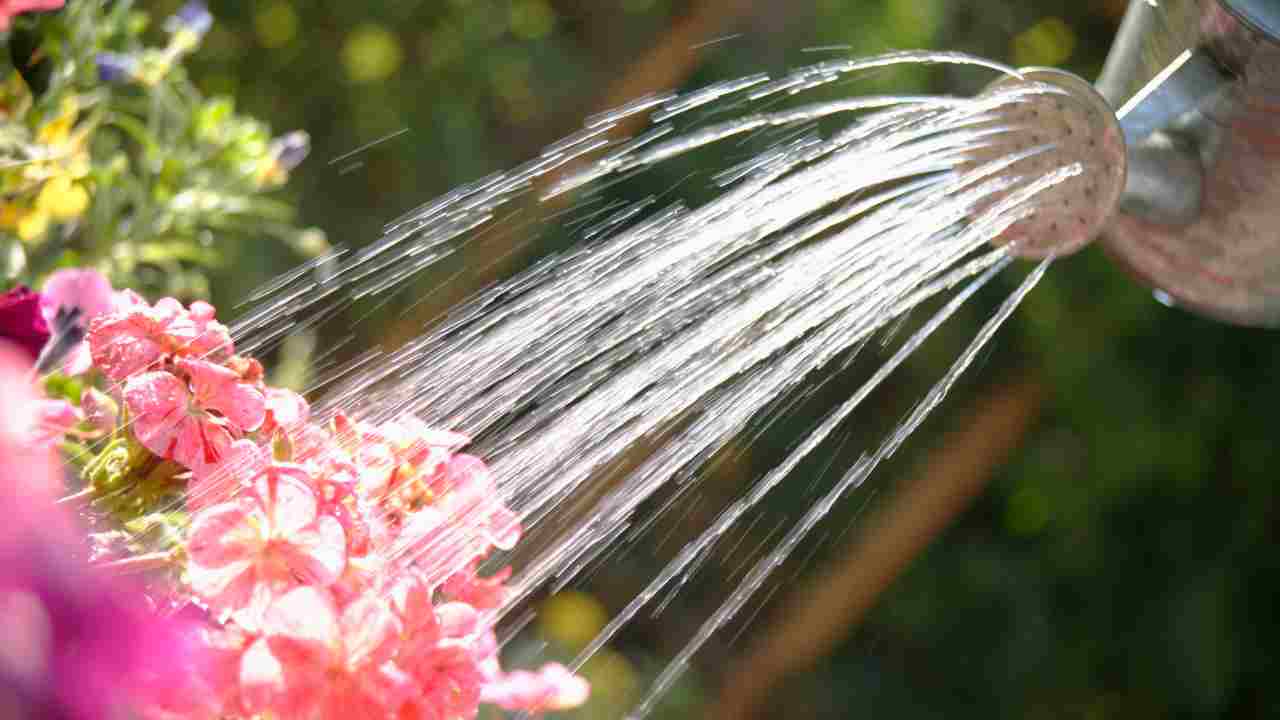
[{"x1": 973, "y1": 68, "x2": 1128, "y2": 259}]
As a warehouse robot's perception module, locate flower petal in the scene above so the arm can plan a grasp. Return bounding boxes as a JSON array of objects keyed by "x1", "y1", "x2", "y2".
[{"x1": 278, "y1": 514, "x2": 347, "y2": 588}]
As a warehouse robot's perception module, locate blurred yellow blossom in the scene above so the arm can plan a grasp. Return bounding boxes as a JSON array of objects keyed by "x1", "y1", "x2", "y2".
[
  {"x1": 36, "y1": 176, "x2": 89, "y2": 220},
  {"x1": 539, "y1": 590, "x2": 610, "y2": 651},
  {"x1": 1011, "y1": 17, "x2": 1077, "y2": 68},
  {"x1": 343, "y1": 24, "x2": 403, "y2": 84}
]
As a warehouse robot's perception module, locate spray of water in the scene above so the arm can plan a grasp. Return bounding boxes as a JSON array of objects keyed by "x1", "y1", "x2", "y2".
[{"x1": 152, "y1": 51, "x2": 1126, "y2": 715}]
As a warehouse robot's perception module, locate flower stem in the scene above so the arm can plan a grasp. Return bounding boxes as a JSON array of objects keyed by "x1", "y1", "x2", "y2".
[
  {"x1": 96, "y1": 549, "x2": 176, "y2": 574},
  {"x1": 56, "y1": 486, "x2": 95, "y2": 505}
]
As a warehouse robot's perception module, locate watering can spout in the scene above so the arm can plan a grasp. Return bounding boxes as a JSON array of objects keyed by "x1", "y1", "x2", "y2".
[{"x1": 1093, "y1": 0, "x2": 1280, "y2": 327}]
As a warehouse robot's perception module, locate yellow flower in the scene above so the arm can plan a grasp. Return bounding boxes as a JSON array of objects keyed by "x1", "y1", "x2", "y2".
[
  {"x1": 36, "y1": 175, "x2": 89, "y2": 220},
  {"x1": 17, "y1": 209, "x2": 49, "y2": 243},
  {"x1": 0, "y1": 203, "x2": 21, "y2": 230},
  {"x1": 7, "y1": 176, "x2": 91, "y2": 245},
  {"x1": 37, "y1": 97, "x2": 80, "y2": 147}
]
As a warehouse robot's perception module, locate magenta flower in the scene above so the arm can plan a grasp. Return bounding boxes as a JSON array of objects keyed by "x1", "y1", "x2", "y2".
[
  {"x1": 0, "y1": 345, "x2": 64, "y2": 531},
  {"x1": 0, "y1": 0, "x2": 64, "y2": 30},
  {"x1": 0, "y1": 286, "x2": 51, "y2": 362},
  {"x1": 0, "y1": 343, "x2": 196, "y2": 720},
  {"x1": 185, "y1": 464, "x2": 346, "y2": 629},
  {"x1": 0, "y1": 544, "x2": 205, "y2": 720}
]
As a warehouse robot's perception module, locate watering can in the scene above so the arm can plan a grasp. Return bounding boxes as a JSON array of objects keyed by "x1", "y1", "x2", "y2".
[{"x1": 1094, "y1": 0, "x2": 1280, "y2": 326}]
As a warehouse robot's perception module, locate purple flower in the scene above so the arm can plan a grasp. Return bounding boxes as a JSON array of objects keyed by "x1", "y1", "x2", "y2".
[
  {"x1": 95, "y1": 51, "x2": 139, "y2": 83},
  {"x1": 164, "y1": 0, "x2": 212, "y2": 38},
  {"x1": 0, "y1": 286, "x2": 50, "y2": 362},
  {"x1": 270, "y1": 130, "x2": 311, "y2": 172}
]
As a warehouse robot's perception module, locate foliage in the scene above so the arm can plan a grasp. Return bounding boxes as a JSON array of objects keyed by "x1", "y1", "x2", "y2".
[{"x1": 0, "y1": 0, "x2": 324, "y2": 304}]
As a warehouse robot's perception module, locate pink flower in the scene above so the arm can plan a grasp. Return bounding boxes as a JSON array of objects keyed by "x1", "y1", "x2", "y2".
[
  {"x1": 258, "y1": 387, "x2": 309, "y2": 438},
  {"x1": 78, "y1": 387, "x2": 118, "y2": 434},
  {"x1": 88, "y1": 296, "x2": 232, "y2": 380},
  {"x1": 442, "y1": 561, "x2": 511, "y2": 610},
  {"x1": 238, "y1": 586, "x2": 409, "y2": 718},
  {"x1": 41, "y1": 269, "x2": 115, "y2": 325},
  {"x1": 185, "y1": 300, "x2": 235, "y2": 358},
  {"x1": 379, "y1": 454, "x2": 520, "y2": 592},
  {"x1": 187, "y1": 439, "x2": 268, "y2": 512},
  {"x1": 25, "y1": 397, "x2": 83, "y2": 448},
  {"x1": 0, "y1": 344, "x2": 64, "y2": 532},
  {"x1": 0, "y1": 0, "x2": 63, "y2": 31},
  {"x1": 125, "y1": 371, "x2": 234, "y2": 472},
  {"x1": 177, "y1": 357, "x2": 266, "y2": 432},
  {"x1": 396, "y1": 601, "x2": 486, "y2": 720},
  {"x1": 481, "y1": 663, "x2": 591, "y2": 713},
  {"x1": 437, "y1": 454, "x2": 522, "y2": 552},
  {"x1": 141, "y1": 620, "x2": 249, "y2": 720},
  {"x1": 40, "y1": 268, "x2": 117, "y2": 375},
  {"x1": 185, "y1": 464, "x2": 346, "y2": 629}
]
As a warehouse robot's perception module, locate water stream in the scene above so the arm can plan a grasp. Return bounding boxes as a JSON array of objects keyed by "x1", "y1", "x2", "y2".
[{"x1": 222, "y1": 50, "x2": 1113, "y2": 716}]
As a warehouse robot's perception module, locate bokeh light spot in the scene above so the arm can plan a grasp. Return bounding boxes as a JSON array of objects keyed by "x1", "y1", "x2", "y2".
[
  {"x1": 343, "y1": 24, "x2": 404, "y2": 84},
  {"x1": 1011, "y1": 17, "x2": 1077, "y2": 68},
  {"x1": 1006, "y1": 485, "x2": 1052, "y2": 535},
  {"x1": 254, "y1": 2, "x2": 299, "y2": 49},
  {"x1": 509, "y1": 0, "x2": 556, "y2": 40},
  {"x1": 539, "y1": 590, "x2": 609, "y2": 651},
  {"x1": 887, "y1": 0, "x2": 942, "y2": 48}
]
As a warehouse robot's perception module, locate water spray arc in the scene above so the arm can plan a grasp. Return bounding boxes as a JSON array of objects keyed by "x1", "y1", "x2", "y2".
[{"x1": 101, "y1": 4, "x2": 1280, "y2": 716}]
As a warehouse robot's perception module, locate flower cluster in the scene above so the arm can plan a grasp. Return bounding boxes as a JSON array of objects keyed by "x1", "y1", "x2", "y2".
[
  {"x1": 1, "y1": 1, "x2": 324, "y2": 307},
  {"x1": 7, "y1": 272, "x2": 589, "y2": 719}
]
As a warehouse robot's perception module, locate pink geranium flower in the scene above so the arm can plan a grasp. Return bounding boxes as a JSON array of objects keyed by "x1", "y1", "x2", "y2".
[
  {"x1": 238, "y1": 586, "x2": 409, "y2": 718},
  {"x1": 436, "y1": 454, "x2": 522, "y2": 552},
  {"x1": 177, "y1": 357, "x2": 266, "y2": 432},
  {"x1": 123, "y1": 359, "x2": 264, "y2": 473},
  {"x1": 0, "y1": 0, "x2": 63, "y2": 31},
  {"x1": 125, "y1": 370, "x2": 234, "y2": 472},
  {"x1": 442, "y1": 560, "x2": 511, "y2": 610},
  {"x1": 88, "y1": 296, "x2": 233, "y2": 380},
  {"x1": 185, "y1": 464, "x2": 346, "y2": 629},
  {"x1": 481, "y1": 662, "x2": 592, "y2": 713},
  {"x1": 187, "y1": 439, "x2": 268, "y2": 513},
  {"x1": 396, "y1": 600, "x2": 486, "y2": 720},
  {"x1": 258, "y1": 387, "x2": 309, "y2": 438}
]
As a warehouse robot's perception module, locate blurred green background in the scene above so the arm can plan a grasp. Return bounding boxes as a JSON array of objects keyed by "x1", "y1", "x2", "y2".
[{"x1": 144, "y1": 1, "x2": 1279, "y2": 718}]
